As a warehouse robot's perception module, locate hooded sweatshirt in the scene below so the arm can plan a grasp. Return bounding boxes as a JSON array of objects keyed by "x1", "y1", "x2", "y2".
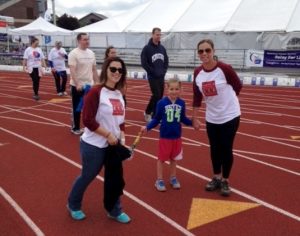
[{"x1": 141, "y1": 39, "x2": 169, "y2": 79}]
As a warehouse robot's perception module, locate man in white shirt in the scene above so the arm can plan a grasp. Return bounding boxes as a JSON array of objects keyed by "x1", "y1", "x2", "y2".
[
  {"x1": 68, "y1": 33, "x2": 98, "y2": 135},
  {"x1": 48, "y1": 41, "x2": 68, "y2": 96}
]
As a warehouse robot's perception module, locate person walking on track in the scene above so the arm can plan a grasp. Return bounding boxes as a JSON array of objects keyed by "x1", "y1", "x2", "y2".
[
  {"x1": 141, "y1": 27, "x2": 169, "y2": 122},
  {"x1": 48, "y1": 41, "x2": 68, "y2": 96},
  {"x1": 22, "y1": 37, "x2": 46, "y2": 101},
  {"x1": 192, "y1": 39, "x2": 242, "y2": 196},
  {"x1": 67, "y1": 57, "x2": 130, "y2": 223},
  {"x1": 68, "y1": 33, "x2": 99, "y2": 135},
  {"x1": 141, "y1": 78, "x2": 193, "y2": 192}
]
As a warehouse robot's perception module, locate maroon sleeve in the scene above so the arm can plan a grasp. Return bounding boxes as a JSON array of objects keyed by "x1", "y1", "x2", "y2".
[
  {"x1": 82, "y1": 85, "x2": 102, "y2": 131},
  {"x1": 218, "y1": 61, "x2": 242, "y2": 95},
  {"x1": 192, "y1": 66, "x2": 203, "y2": 107}
]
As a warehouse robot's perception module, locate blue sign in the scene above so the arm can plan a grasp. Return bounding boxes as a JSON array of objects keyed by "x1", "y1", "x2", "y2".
[
  {"x1": 263, "y1": 50, "x2": 300, "y2": 69},
  {"x1": 44, "y1": 35, "x2": 51, "y2": 44}
]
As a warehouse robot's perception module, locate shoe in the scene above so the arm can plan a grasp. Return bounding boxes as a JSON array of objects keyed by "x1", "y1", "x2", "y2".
[
  {"x1": 155, "y1": 179, "x2": 166, "y2": 192},
  {"x1": 144, "y1": 112, "x2": 152, "y2": 123},
  {"x1": 220, "y1": 180, "x2": 231, "y2": 196},
  {"x1": 170, "y1": 176, "x2": 181, "y2": 189},
  {"x1": 63, "y1": 92, "x2": 68, "y2": 96},
  {"x1": 58, "y1": 92, "x2": 63, "y2": 96},
  {"x1": 108, "y1": 212, "x2": 131, "y2": 224},
  {"x1": 71, "y1": 129, "x2": 83, "y2": 135},
  {"x1": 67, "y1": 205, "x2": 86, "y2": 220},
  {"x1": 33, "y1": 95, "x2": 40, "y2": 101},
  {"x1": 205, "y1": 177, "x2": 221, "y2": 191}
]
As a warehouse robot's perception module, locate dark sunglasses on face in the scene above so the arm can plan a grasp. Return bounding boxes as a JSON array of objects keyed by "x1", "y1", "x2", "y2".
[
  {"x1": 109, "y1": 67, "x2": 123, "y2": 74},
  {"x1": 198, "y1": 48, "x2": 212, "y2": 54}
]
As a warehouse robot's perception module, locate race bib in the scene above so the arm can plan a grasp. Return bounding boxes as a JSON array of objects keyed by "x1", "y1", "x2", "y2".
[
  {"x1": 202, "y1": 81, "x2": 218, "y2": 97},
  {"x1": 109, "y1": 98, "x2": 124, "y2": 116}
]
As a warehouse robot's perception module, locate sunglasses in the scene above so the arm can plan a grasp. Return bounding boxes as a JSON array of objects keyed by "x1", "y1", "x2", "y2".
[
  {"x1": 198, "y1": 48, "x2": 212, "y2": 54},
  {"x1": 109, "y1": 67, "x2": 123, "y2": 74}
]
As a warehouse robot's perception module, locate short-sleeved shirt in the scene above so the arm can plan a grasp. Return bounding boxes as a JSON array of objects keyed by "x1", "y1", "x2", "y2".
[
  {"x1": 48, "y1": 47, "x2": 67, "y2": 71},
  {"x1": 23, "y1": 47, "x2": 45, "y2": 71},
  {"x1": 68, "y1": 47, "x2": 96, "y2": 87}
]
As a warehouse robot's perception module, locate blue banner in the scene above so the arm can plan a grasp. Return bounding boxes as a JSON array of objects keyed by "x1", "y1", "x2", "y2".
[
  {"x1": 0, "y1": 33, "x2": 8, "y2": 42},
  {"x1": 263, "y1": 50, "x2": 300, "y2": 68}
]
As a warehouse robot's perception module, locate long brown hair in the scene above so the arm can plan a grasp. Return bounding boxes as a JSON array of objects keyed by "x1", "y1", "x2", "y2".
[{"x1": 99, "y1": 57, "x2": 127, "y2": 90}]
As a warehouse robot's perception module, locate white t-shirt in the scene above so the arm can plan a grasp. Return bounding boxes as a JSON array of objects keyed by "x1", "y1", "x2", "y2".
[
  {"x1": 81, "y1": 86, "x2": 125, "y2": 148},
  {"x1": 68, "y1": 47, "x2": 96, "y2": 87},
  {"x1": 48, "y1": 47, "x2": 67, "y2": 71},
  {"x1": 193, "y1": 61, "x2": 241, "y2": 124},
  {"x1": 23, "y1": 47, "x2": 45, "y2": 73}
]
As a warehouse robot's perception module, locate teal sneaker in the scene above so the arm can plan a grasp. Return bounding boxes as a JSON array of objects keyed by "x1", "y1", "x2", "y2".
[
  {"x1": 108, "y1": 212, "x2": 131, "y2": 224},
  {"x1": 67, "y1": 205, "x2": 86, "y2": 220}
]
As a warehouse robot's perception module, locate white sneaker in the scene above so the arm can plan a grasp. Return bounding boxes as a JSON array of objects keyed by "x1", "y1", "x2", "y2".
[
  {"x1": 144, "y1": 112, "x2": 152, "y2": 123},
  {"x1": 63, "y1": 92, "x2": 68, "y2": 96},
  {"x1": 58, "y1": 92, "x2": 63, "y2": 96}
]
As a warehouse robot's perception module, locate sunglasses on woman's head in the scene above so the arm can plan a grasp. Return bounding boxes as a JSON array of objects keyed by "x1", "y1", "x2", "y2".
[
  {"x1": 198, "y1": 48, "x2": 212, "y2": 54},
  {"x1": 109, "y1": 67, "x2": 123, "y2": 74}
]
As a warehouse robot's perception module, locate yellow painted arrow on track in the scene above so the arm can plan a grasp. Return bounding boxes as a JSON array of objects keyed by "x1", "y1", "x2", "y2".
[{"x1": 187, "y1": 198, "x2": 260, "y2": 230}]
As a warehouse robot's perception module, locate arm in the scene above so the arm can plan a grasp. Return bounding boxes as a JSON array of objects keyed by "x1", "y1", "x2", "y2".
[
  {"x1": 22, "y1": 59, "x2": 27, "y2": 72},
  {"x1": 141, "y1": 46, "x2": 154, "y2": 75},
  {"x1": 192, "y1": 68, "x2": 202, "y2": 130},
  {"x1": 181, "y1": 102, "x2": 192, "y2": 126},
  {"x1": 222, "y1": 63, "x2": 242, "y2": 95},
  {"x1": 164, "y1": 49, "x2": 169, "y2": 72},
  {"x1": 92, "y1": 64, "x2": 99, "y2": 84},
  {"x1": 146, "y1": 101, "x2": 163, "y2": 131}
]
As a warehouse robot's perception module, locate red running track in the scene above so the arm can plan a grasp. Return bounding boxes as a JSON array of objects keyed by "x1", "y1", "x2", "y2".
[{"x1": 0, "y1": 71, "x2": 299, "y2": 236}]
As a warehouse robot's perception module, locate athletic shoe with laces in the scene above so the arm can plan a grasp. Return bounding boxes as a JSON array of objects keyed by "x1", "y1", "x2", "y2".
[
  {"x1": 67, "y1": 205, "x2": 86, "y2": 220},
  {"x1": 33, "y1": 95, "x2": 40, "y2": 101},
  {"x1": 220, "y1": 180, "x2": 231, "y2": 196},
  {"x1": 58, "y1": 92, "x2": 63, "y2": 96},
  {"x1": 155, "y1": 179, "x2": 166, "y2": 192},
  {"x1": 107, "y1": 212, "x2": 131, "y2": 224},
  {"x1": 170, "y1": 176, "x2": 181, "y2": 189},
  {"x1": 71, "y1": 129, "x2": 83, "y2": 135},
  {"x1": 205, "y1": 177, "x2": 221, "y2": 191}
]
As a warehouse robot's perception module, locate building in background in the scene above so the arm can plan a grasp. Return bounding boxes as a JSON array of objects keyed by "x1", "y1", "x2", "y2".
[
  {"x1": 0, "y1": 0, "x2": 47, "y2": 27},
  {"x1": 78, "y1": 12, "x2": 107, "y2": 27}
]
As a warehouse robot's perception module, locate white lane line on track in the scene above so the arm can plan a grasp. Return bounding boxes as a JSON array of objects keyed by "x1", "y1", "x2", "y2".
[
  {"x1": 133, "y1": 148, "x2": 300, "y2": 223},
  {"x1": 0, "y1": 187, "x2": 45, "y2": 236},
  {"x1": 0, "y1": 116, "x2": 65, "y2": 127},
  {"x1": 0, "y1": 127, "x2": 194, "y2": 236},
  {"x1": 126, "y1": 121, "x2": 300, "y2": 176}
]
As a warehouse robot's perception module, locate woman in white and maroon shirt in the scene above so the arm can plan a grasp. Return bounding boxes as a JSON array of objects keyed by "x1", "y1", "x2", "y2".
[
  {"x1": 192, "y1": 39, "x2": 242, "y2": 197},
  {"x1": 67, "y1": 57, "x2": 130, "y2": 223}
]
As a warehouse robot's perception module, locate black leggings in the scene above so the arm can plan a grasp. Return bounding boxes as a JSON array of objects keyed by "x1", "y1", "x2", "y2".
[
  {"x1": 52, "y1": 71, "x2": 67, "y2": 93},
  {"x1": 71, "y1": 86, "x2": 84, "y2": 130},
  {"x1": 145, "y1": 77, "x2": 164, "y2": 116},
  {"x1": 29, "y1": 68, "x2": 40, "y2": 95},
  {"x1": 206, "y1": 116, "x2": 240, "y2": 179}
]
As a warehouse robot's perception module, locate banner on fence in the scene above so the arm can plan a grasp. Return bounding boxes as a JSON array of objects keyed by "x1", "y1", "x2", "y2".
[
  {"x1": 263, "y1": 50, "x2": 300, "y2": 68},
  {"x1": 245, "y1": 50, "x2": 264, "y2": 67}
]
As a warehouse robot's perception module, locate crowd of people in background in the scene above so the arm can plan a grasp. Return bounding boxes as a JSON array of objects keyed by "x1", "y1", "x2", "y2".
[{"x1": 21, "y1": 29, "x2": 242, "y2": 224}]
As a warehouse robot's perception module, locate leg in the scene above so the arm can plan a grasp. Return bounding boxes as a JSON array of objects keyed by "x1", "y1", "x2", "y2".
[
  {"x1": 71, "y1": 85, "x2": 84, "y2": 132},
  {"x1": 68, "y1": 140, "x2": 106, "y2": 210},
  {"x1": 60, "y1": 71, "x2": 68, "y2": 93},
  {"x1": 170, "y1": 160, "x2": 176, "y2": 178},
  {"x1": 52, "y1": 71, "x2": 60, "y2": 93},
  {"x1": 145, "y1": 77, "x2": 165, "y2": 116},
  {"x1": 157, "y1": 160, "x2": 164, "y2": 180},
  {"x1": 30, "y1": 68, "x2": 40, "y2": 96}
]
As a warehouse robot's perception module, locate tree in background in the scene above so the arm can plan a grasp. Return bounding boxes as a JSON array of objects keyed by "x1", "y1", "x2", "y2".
[{"x1": 57, "y1": 14, "x2": 80, "y2": 30}]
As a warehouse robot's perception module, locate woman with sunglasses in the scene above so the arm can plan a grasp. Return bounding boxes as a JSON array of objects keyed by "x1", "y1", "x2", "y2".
[
  {"x1": 192, "y1": 39, "x2": 242, "y2": 196},
  {"x1": 67, "y1": 57, "x2": 130, "y2": 223}
]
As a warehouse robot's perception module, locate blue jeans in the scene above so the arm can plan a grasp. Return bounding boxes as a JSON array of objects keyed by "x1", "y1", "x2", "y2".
[{"x1": 68, "y1": 139, "x2": 122, "y2": 217}]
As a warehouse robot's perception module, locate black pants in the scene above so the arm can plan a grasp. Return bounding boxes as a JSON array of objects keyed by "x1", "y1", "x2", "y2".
[
  {"x1": 206, "y1": 116, "x2": 240, "y2": 179},
  {"x1": 52, "y1": 71, "x2": 67, "y2": 93},
  {"x1": 145, "y1": 77, "x2": 164, "y2": 116},
  {"x1": 71, "y1": 85, "x2": 84, "y2": 131},
  {"x1": 29, "y1": 68, "x2": 40, "y2": 96}
]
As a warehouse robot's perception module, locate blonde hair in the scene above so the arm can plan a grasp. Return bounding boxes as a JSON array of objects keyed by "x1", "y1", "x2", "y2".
[{"x1": 166, "y1": 77, "x2": 181, "y2": 87}]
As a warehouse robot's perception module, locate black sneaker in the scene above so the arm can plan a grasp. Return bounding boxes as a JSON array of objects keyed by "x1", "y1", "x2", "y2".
[
  {"x1": 205, "y1": 177, "x2": 221, "y2": 191},
  {"x1": 33, "y1": 95, "x2": 40, "y2": 101},
  {"x1": 220, "y1": 180, "x2": 231, "y2": 196}
]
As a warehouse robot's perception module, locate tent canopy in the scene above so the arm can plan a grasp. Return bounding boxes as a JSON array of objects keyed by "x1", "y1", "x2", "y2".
[
  {"x1": 75, "y1": 0, "x2": 300, "y2": 33},
  {"x1": 8, "y1": 17, "x2": 73, "y2": 36}
]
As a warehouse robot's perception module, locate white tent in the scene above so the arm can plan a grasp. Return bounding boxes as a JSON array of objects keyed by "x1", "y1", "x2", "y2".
[
  {"x1": 8, "y1": 17, "x2": 72, "y2": 36},
  {"x1": 76, "y1": 0, "x2": 300, "y2": 50}
]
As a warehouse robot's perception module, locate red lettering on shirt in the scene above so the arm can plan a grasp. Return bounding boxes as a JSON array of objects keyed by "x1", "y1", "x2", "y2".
[
  {"x1": 109, "y1": 98, "x2": 124, "y2": 115},
  {"x1": 202, "y1": 81, "x2": 218, "y2": 96}
]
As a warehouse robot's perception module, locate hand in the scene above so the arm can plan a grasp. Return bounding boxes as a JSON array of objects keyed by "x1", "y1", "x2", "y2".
[
  {"x1": 192, "y1": 118, "x2": 201, "y2": 130},
  {"x1": 51, "y1": 68, "x2": 56, "y2": 73},
  {"x1": 76, "y1": 84, "x2": 83, "y2": 91},
  {"x1": 107, "y1": 133, "x2": 118, "y2": 145},
  {"x1": 140, "y1": 126, "x2": 147, "y2": 135}
]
